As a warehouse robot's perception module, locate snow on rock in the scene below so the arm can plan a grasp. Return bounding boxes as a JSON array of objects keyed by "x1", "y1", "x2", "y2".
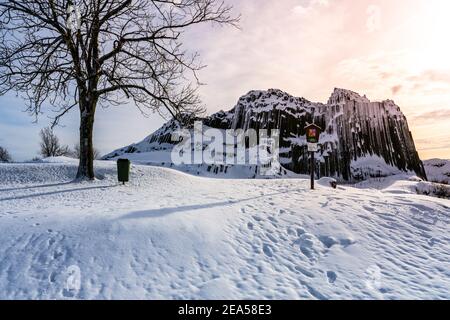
[
  {"x1": 424, "y1": 159, "x2": 450, "y2": 185},
  {"x1": 0, "y1": 162, "x2": 448, "y2": 299},
  {"x1": 327, "y1": 88, "x2": 370, "y2": 105},
  {"x1": 350, "y1": 155, "x2": 408, "y2": 180},
  {"x1": 104, "y1": 88, "x2": 426, "y2": 182},
  {"x1": 408, "y1": 176, "x2": 424, "y2": 182}
]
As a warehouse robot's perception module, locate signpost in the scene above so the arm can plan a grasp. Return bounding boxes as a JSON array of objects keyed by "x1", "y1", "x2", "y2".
[{"x1": 304, "y1": 123, "x2": 322, "y2": 190}]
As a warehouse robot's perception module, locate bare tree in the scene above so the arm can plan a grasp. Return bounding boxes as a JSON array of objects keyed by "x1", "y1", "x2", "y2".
[
  {"x1": 0, "y1": 0, "x2": 239, "y2": 180},
  {"x1": 72, "y1": 143, "x2": 100, "y2": 160},
  {"x1": 0, "y1": 146, "x2": 12, "y2": 162},
  {"x1": 39, "y1": 127, "x2": 70, "y2": 158}
]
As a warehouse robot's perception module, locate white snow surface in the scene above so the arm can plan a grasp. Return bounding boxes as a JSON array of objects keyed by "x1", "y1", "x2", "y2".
[{"x1": 0, "y1": 159, "x2": 449, "y2": 300}]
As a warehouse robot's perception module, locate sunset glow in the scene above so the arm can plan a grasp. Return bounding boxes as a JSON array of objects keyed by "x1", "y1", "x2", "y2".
[
  {"x1": 188, "y1": 0, "x2": 450, "y2": 160},
  {"x1": 0, "y1": 0, "x2": 449, "y2": 160}
]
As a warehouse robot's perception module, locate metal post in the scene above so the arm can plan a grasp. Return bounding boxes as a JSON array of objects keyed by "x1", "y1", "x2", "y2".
[{"x1": 310, "y1": 151, "x2": 315, "y2": 190}]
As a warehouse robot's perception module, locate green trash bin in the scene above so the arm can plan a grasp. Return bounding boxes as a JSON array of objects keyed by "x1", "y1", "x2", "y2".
[{"x1": 117, "y1": 159, "x2": 131, "y2": 184}]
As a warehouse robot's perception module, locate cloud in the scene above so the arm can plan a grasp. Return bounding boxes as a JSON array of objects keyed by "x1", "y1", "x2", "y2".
[
  {"x1": 407, "y1": 70, "x2": 450, "y2": 88},
  {"x1": 411, "y1": 108, "x2": 450, "y2": 123},
  {"x1": 2, "y1": 0, "x2": 450, "y2": 160},
  {"x1": 391, "y1": 85, "x2": 402, "y2": 95},
  {"x1": 366, "y1": 5, "x2": 382, "y2": 33},
  {"x1": 415, "y1": 136, "x2": 450, "y2": 152},
  {"x1": 292, "y1": 0, "x2": 329, "y2": 15},
  {"x1": 334, "y1": 51, "x2": 450, "y2": 101},
  {"x1": 413, "y1": 134, "x2": 450, "y2": 162}
]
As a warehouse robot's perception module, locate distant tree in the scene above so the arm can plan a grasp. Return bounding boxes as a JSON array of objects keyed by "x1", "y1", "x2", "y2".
[
  {"x1": 0, "y1": 0, "x2": 239, "y2": 180},
  {"x1": 0, "y1": 146, "x2": 12, "y2": 163},
  {"x1": 72, "y1": 143, "x2": 100, "y2": 160},
  {"x1": 39, "y1": 128, "x2": 70, "y2": 158}
]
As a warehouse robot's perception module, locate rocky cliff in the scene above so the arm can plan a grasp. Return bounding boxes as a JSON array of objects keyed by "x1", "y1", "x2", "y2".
[{"x1": 104, "y1": 88, "x2": 427, "y2": 182}]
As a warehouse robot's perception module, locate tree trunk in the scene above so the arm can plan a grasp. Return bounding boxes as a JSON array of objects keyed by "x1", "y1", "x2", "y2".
[{"x1": 76, "y1": 105, "x2": 96, "y2": 180}]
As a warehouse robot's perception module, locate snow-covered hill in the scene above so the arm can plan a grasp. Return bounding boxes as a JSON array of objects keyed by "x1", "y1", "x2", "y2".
[
  {"x1": 0, "y1": 159, "x2": 448, "y2": 299},
  {"x1": 424, "y1": 159, "x2": 450, "y2": 185},
  {"x1": 104, "y1": 88, "x2": 426, "y2": 182}
]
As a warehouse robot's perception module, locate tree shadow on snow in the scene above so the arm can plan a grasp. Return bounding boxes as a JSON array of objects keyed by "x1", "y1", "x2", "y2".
[
  {"x1": 0, "y1": 181, "x2": 75, "y2": 192},
  {"x1": 120, "y1": 189, "x2": 304, "y2": 220},
  {"x1": 0, "y1": 184, "x2": 117, "y2": 202}
]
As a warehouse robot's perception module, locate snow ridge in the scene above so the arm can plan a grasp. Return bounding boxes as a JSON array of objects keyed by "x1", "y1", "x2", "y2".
[{"x1": 424, "y1": 159, "x2": 450, "y2": 184}]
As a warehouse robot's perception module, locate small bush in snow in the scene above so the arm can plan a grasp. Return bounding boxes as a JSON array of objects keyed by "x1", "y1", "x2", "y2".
[
  {"x1": 415, "y1": 182, "x2": 450, "y2": 199},
  {"x1": 433, "y1": 184, "x2": 450, "y2": 199},
  {"x1": 39, "y1": 128, "x2": 70, "y2": 158},
  {"x1": 71, "y1": 143, "x2": 101, "y2": 160},
  {"x1": 0, "y1": 146, "x2": 12, "y2": 163}
]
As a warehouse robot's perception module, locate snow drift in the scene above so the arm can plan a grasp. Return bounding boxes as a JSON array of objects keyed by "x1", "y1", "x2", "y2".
[
  {"x1": 0, "y1": 160, "x2": 448, "y2": 299},
  {"x1": 424, "y1": 159, "x2": 450, "y2": 185}
]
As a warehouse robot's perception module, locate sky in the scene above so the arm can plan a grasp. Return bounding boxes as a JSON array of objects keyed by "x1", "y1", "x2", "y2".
[{"x1": 1, "y1": 0, "x2": 450, "y2": 161}]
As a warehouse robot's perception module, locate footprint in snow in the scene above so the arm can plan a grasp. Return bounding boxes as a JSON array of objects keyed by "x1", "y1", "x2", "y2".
[
  {"x1": 363, "y1": 205, "x2": 376, "y2": 213},
  {"x1": 318, "y1": 235, "x2": 339, "y2": 249},
  {"x1": 262, "y1": 243, "x2": 274, "y2": 257},
  {"x1": 321, "y1": 202, "x2": 329, "y2": 208},
  {"x1": 268, "y1": 216, "x2": 278, "y2": 224},
  {"x1": 296, "y1": 228, "x2": 306, "y2": 237},
  {"x1": 327, "y1": 271, "x2": 337, "y2": 284},
  {"x1": 339, "y1": 238, "x2": 356, "y2": 247},
  {"x1": 287, "y1": 227, "x2": 297, "y2": 237},
  {"x1": 295, "y1": 266, "x2": 315, "y2": 278},
  {"x1": 319, "y1": 235, "x2": 355, "y2": 249},
  {"x1": 266, "y1": 233, "x2": 278, "y2": 244},
  {"x1": 55, "y1": 251, "x2": 64, "y2": 259},
  {"x1": 294, "y1": 234, "x2": 317, "y2": 261}
]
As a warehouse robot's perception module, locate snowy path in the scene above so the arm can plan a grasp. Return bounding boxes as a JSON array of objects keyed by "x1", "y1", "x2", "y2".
[{"x1": 0, "y1": 161, "x2": 449, "y2": 299}]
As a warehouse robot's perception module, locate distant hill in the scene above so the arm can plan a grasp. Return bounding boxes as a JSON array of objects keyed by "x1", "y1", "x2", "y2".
[{"x1": 424, "y1": 159, "x2": 450, "y2": 184}]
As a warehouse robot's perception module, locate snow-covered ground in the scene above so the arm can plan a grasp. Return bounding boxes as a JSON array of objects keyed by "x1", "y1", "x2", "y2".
[{"x1": 0, "y1": 158, "x2": 449, "y2": 299}]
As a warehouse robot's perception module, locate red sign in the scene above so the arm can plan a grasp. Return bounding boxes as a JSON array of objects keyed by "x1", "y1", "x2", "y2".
[{"x1": 305, "y1": 124, "x2": 321, "y2": 144}]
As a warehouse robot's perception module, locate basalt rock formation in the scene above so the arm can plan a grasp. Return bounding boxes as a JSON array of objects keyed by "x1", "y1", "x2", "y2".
[{"x1": 104, "y1": 88, "x2": 427, "y2": 182}]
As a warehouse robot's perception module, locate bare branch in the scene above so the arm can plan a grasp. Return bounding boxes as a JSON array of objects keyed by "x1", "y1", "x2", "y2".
[{"x1": 0, "y1": 0, "x2": 239, "y2": 178}]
